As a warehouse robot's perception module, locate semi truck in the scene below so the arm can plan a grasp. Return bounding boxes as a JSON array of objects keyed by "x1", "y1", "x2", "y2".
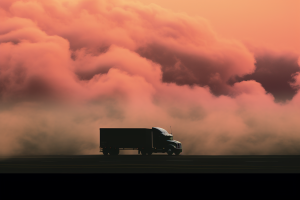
[{"x1": 100, "y1": 127, "x2": 182, "y2": 156}]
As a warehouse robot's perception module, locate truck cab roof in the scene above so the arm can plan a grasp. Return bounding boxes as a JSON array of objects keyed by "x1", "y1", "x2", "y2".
[{"x1": 152, "y1": 127, "x2": 173, "y2": 136}]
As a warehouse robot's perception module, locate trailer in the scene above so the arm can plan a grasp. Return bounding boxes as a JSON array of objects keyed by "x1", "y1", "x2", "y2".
[{"x1": 100, "y1": 127, "x2": 182, "y2": 156}]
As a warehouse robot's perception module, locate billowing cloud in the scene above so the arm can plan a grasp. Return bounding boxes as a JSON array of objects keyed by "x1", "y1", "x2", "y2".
[
  {"x1": 228, "y1": 52, "x2": 300, "y2": 102},
  {"x1": 0, "y1": 0, "x2": 300, "y2": 156}
]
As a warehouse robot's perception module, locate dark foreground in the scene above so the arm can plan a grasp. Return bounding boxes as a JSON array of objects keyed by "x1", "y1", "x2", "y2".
[{"x1": 1, "y1": 155, "x2": 300, "y2": 173}]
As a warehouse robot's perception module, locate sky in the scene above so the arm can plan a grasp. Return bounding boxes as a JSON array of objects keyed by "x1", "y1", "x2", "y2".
[
  {"x1": 139, "y1": 0, "x2": 300, "y2": 54},
  {"x1": 0, "y1": 0, "x2": 300, "y2": 156}
]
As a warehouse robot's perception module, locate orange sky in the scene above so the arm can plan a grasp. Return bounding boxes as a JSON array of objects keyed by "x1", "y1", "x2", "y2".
[{"x1": 138, "y1": 0, "x2": 300, "y2": 54}]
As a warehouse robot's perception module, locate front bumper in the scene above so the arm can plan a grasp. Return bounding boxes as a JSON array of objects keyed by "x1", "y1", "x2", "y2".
[{"x1": 174, "y1": 148, "x2": 182, "y2": 153}]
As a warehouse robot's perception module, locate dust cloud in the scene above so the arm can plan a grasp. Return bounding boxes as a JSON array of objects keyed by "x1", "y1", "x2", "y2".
[{"x1": 0, "y1": 0, "x2": 300, "y2": 156}]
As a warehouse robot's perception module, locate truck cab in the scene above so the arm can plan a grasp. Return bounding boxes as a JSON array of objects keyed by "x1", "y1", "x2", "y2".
[{"x1": 151, "y1": 127, "x2": 182, "y2": 156}]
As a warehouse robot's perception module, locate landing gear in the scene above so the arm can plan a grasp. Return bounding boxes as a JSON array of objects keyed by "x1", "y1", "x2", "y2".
[
  {"x1": 140, "y1": 149, "x2": 152, "y2": 155},
  {"x1": 109, "y1": 148, "x2": 119, "y2": 156}
]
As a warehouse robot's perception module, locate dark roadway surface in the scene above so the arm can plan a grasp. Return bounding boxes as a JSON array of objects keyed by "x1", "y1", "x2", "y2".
[{"x1": 1, "y1": 155, "x2": 300, "y2": 173}]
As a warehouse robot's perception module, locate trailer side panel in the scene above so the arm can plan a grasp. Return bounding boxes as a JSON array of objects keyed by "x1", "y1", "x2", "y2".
[{"x1": 100, "y1": 128, "x2": 152, "y2": 149}]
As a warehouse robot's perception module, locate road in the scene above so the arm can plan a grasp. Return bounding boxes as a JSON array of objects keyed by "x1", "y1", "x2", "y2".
[{"x1": 1, "y1": 155, "x2": 300, "y2": 173}]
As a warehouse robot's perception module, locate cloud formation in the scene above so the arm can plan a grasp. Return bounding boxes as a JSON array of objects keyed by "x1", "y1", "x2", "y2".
[
  {"x1": 228, "y1": 52, "x2": 300, "y2": 102},
  {"x1": 0, "y1": 0, "x2": 300, "y2": 156}
]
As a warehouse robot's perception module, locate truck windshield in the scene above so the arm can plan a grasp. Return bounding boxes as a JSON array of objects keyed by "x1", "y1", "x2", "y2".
[{"x1": 165, "y1": 136, "x2": 173, "y2": 140}]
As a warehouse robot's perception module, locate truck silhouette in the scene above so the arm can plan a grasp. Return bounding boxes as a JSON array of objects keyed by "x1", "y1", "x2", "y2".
[{"x1": 100, "y1": 127, "x2": 182, "y2": 156}]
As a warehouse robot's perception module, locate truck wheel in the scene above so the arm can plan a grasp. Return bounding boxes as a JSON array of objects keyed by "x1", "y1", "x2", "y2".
[
  {"x1": 167, "y1": 148, "x2": 173, "y2": 156},
  {"x1": 175, "y1": 152, "x2": 180, "y2": 156},
  {"x1": 103, "y1": 151, "x2": 108, "y2": 156}
]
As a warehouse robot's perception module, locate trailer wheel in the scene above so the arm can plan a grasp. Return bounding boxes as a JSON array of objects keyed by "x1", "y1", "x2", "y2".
[
  {"x1": 175, "y1": 152, "x2": 180, "y2": 156},
  {"x1": 167, "y1": 148, "x2": 173, "y2": 156},
  {"x1": 109, "y1": 149, "x2": 115, "y2": 156},
  {"x1": 141, "y1": 150, "x2": 146, "y2": 156},
  {"x1": 103, "y1": 151, "x2": 108, "y2": 156},
  {"x1": 147, "y1": 151, "x2": 152, "y2": 156}
]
